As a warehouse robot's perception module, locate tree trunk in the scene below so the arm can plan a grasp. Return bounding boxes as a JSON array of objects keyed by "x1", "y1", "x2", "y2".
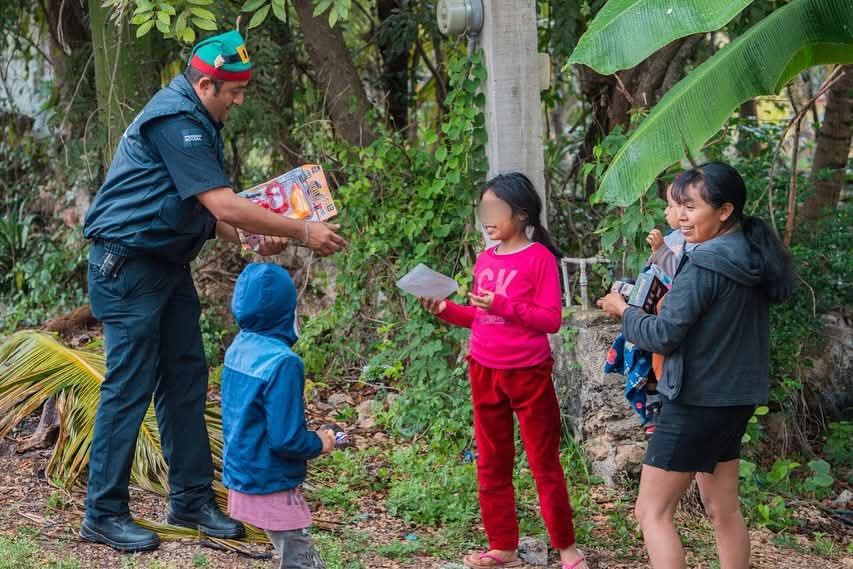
[
  {"x1": 737, "y1": 99, "x2": 763, "y2": 159},
  {"x1": 267, "y1": 17, "x2": 303, "y2": 171},
  {"x1": 291, "y1": 0, "x2": 376, "y2": 147},
  {"x1": 658, "y1": 34, "x2": 703, "y2": 97},
  {"x1": 607, "y1": 38, "x2": 686, "y2": 129},
  {"x1": 574, "y1": 36, "x2": 702, "y2": 197},
  {"x1": 16, "y1": 399, "x2": 59, "y2": 453},
  {"x1": 799, "y1": 66, "x2": 853, "y2": 226},
  {"x1": 88, "y1": 0, "x2": 162, "y2": 165},
  {"x1": 42, "y1": 0, "x2": 92, "y2": 133},
  {"x1": 377, "y1": 0, "x2": 411, "y2": 131}
]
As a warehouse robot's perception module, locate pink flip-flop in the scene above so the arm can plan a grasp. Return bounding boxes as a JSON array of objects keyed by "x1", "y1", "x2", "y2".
[
  {"x1": 562, "y1": 555, "x2": 587, "y2": 569},
  {"x1": 463, "y1": 551, "x2": 523, "y2": 568}
]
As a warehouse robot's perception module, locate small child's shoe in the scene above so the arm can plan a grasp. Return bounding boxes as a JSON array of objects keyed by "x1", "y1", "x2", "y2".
[{"x1": 643, "y1": 394, "x2": 662, "y2": 440}]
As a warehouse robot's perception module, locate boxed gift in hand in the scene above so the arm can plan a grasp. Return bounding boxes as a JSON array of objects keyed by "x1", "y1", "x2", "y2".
[
  {"x1": 237, "y1": 164, "x2": 337, "y2": 251},
  {"x1": 611, "y1": 272, "x2": 668, "y2": 314}
]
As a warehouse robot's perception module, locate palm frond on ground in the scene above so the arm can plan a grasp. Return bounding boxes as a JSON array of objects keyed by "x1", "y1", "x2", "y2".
[{"x1": 0, "y1": 330, "x2": 266, "y2": 544}]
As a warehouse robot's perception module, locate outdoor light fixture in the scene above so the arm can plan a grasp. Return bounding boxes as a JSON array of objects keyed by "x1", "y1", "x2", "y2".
[{"x1": 436, "y1": 0, "x2": 484, "y2": 36}]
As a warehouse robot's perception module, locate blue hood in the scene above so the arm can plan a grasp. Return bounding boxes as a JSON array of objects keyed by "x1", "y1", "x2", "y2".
[{"x1": 231, "y1": 263, "x2": 298, "y2": 346}]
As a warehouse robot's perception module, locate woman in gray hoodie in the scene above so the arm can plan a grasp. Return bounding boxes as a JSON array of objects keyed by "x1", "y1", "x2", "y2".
[{"x1": 598, "y1": 162, "x2": 793, "y2": 569}]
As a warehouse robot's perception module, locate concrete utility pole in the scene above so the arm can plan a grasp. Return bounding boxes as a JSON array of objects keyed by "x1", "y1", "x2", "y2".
[{"x1": 481, "y1": 0, "x2": 548, "y2": 227}]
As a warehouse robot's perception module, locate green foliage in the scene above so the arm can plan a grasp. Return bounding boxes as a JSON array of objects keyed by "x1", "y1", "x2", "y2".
[
  {"x1": 579, "y1": 0, "x2": 853, "y2": 206},
  {"x1": 0, "y1": 201, "x2": 33, "y2": 290},
  {"x1": 312, "y1": 0, "x2": 351, "y2": 28},
  {"x1": 45, "y1": 559, "x2": 83, "y2": 569},
  {"x1": 739, "y1": 455, "x2": 837, "y2": 531},
  {"x1": 0, "y1": 132, "x2": 88, "y2": 332},
  {"x1": 585, "y1": 126, "x2": 665, "y2": 276},
  {"x1": 46, "y1": 491, "x2": 73, "y2": 511},
  {"x1": 386, "y1": 445, "x2": 480, "y2": 526},
  {"x1": 823, "y1": 421, "x2": 853, "y2": 470},
  {"x1": 811, "y1": 532, "x2": 842, "y2": 557},
  {"x1": 0, "y1": 535, "x2": 39, "y2": 569},
  {"x1": 313, "y1": 529, "x2": 367, "y2": 569},
  {"x1": 103, "y1": 0, "x2": 218, "y2": 43},
  {"x1": 739, "y1": 459, "x2": 797, "y2": 531},
  {"x1": 740, "y1": 405, "x2": 769, "y2": 445},
  {"x1": 297, "y1": 51, "x2": 487, "y2": 446},
  {"x1": 198, "y1": 306, "x2": 237, "y2": 365},
  {"x1": 567, "y1": 0, "x2": 753, "y2": 74}
]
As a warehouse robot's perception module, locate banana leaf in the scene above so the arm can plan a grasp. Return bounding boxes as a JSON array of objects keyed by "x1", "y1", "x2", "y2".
[
  {"x1": 567, "y1": 0, "x2": 754, "y2": 75},
  {"x1": 594, "y1": 0, "x2": 853, "y2": 207}
]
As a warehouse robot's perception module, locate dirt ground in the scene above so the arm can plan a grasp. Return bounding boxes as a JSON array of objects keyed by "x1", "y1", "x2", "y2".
[{"x1": 1, "y1": 425, "x2": 850, "y2": 568}]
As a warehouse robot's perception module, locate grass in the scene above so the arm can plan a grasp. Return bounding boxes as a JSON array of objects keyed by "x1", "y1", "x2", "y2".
[
  {"x1": 0, "y1": 535, "x2": 39, "y2": 569},
  {"x1": 44, "y1": 560, "x2": 82, "y2": 569},
  {"x1": 45, "y1": 491, "x2": 73, "y2": 511},
  {"x1": 313, "y1": 528, "x2": 368, "y2": 569},
  {"x1": 373, "y1": 540, "x2": 423, "y2": 560}
]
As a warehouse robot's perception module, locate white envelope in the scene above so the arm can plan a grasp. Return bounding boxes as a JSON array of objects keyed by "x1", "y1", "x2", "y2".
[{"x1": 396, "y1": 263, "x2": 459, "y2": 299}]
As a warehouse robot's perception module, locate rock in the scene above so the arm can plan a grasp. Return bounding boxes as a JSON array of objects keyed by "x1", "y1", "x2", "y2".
[
  {"x1": 518, "y1": 536, "x2": 549, "y2": 566},
  {"x1": 614, "y1": 443, "x2": 646, "y2": 474},
  {"x1": 386, "y1": 392, "x2": 400, "y2": 408},
  {"x1": 801, "y1": 311, "x2": 853, "y2": 420},
  {"x1": 57, "y1": 186, "x2": 91, "y2": 228},
  {"x1": 439, "y1": 564, "x2": 466, "y2": 569},
  {"x1": 327, "y1": 393, "x2": 353, "y2": 408},
  {"x1": 357, "y1": 399, "x2": 379, "y2": 429},
  {"x1": 831, "y1": 489, "x2": 852, "y2": 508},
  {"x1": 551, "y1": 309, "x2": 646, "y2": 486}
]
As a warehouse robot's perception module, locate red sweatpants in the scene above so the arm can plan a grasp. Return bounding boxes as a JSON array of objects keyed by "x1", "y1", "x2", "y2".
[{"x1": 469, "y1": 357, "x2": 576, "y2": 551}]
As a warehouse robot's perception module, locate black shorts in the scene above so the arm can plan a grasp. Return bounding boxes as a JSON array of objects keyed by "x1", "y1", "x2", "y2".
[{"x1": 644, "y1": 400, "x2": 755, "y2": 473}]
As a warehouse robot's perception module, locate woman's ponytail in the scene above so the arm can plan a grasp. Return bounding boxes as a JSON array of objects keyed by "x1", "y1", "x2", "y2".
[{"x1": 741, "y1": 216, "x2": 794, "y2": 304}]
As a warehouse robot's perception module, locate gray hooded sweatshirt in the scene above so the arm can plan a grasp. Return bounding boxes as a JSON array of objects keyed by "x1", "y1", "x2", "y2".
[{"x1": 623, "y1": 230, "x2": 768, "y2": 406}]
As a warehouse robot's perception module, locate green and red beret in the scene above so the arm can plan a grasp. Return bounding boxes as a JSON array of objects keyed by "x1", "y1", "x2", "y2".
[{"x1": 188, "y1": 30, "x2": 252, "y2": 81}]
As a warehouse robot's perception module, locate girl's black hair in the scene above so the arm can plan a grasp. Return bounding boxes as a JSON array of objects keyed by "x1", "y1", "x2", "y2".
[
  {"x1": 482, "y1": 172, "x2": 563, "y2": 259},
  {"x1": 671, "y1": 161, "x2": 794, "y2": 304}
]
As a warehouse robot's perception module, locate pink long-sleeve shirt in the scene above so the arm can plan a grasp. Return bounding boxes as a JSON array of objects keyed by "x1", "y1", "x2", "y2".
[{"x1": 438, "y1": 242, "x2": 562, "y2": 369}]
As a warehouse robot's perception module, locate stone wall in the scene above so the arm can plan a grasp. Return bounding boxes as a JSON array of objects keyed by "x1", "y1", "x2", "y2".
[
  {"x1": 550, "y1": 308, "x2": 853, "y2": 486},
  {"x1": 803, "y1": 310, "x2": 853, "y2": 420},
  {"x1": 551, "y1": 309, "x2": 646, "y2": 486}
]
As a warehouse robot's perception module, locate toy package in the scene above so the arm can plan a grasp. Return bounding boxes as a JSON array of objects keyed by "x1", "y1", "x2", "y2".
[
  {"x1": 611, "y1": 272, "x2": 668, "y2": 314},
  {"x1": 237, "y1": 164, "x2": 338, "y2": 251}
]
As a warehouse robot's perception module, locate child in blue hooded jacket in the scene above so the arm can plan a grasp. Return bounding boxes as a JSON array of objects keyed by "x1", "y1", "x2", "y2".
[{"x1": 221, "y1": 263, "x2": 335, "y2": 569}]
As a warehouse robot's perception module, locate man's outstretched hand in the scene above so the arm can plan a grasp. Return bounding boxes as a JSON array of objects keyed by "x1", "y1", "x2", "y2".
[{"x1": 307, "y1": 222, "x2": 348, "y2": 257}]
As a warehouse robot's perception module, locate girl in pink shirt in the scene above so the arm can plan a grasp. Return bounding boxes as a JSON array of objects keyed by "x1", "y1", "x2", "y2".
[{"x1": 420, "y1": 173, "x2": 587, "y2": 569}]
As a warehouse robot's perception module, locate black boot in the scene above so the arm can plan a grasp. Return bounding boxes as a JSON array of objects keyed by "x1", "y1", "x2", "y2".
[
  {"x1": 80, "y1": 515, "x2": 160, "y2": 552},
  {"x1": 166, "y1": 501, "x2": 245, "y2": 539}
]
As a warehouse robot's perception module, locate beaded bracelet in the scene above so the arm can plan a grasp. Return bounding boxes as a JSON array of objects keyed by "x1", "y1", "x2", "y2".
[{"x1": 303, "y1": 220, "x2": 311, "y2": 247}]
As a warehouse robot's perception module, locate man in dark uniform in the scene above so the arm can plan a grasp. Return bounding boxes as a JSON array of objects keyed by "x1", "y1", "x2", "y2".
[{"x1": 80, "y1": 30, "x2": 347, "y2": 552}]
